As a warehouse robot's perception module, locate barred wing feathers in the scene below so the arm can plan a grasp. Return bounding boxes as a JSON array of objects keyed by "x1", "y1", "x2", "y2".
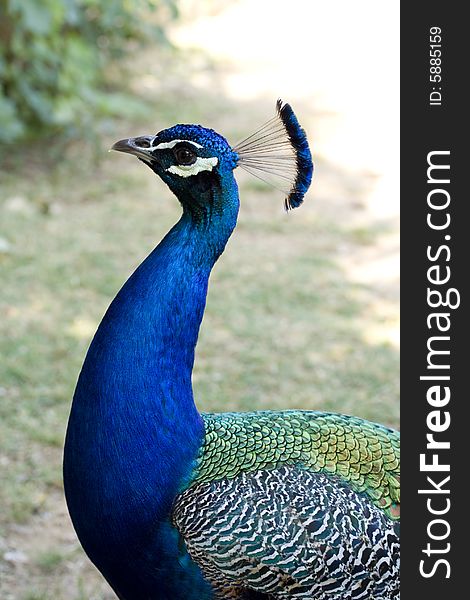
[
  {"x1": 172, "y1": 411, "x2": 400, "y2": 599},
  {"x1": 192, "y1": 411, "x2": 400, "y2": 518},
  {"x1": 173, "y1": 467, "x2": 400, "y2": 599}
]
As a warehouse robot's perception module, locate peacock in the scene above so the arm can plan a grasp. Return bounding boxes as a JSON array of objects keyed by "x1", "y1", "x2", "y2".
[{"x1": 63, "y1": 100, "x2": 400, "y2": 600}]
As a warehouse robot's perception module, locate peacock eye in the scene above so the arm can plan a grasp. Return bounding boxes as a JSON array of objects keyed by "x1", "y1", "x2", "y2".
[{"x1": 173, "y1": 146, "x2": 197, "y2": 166}]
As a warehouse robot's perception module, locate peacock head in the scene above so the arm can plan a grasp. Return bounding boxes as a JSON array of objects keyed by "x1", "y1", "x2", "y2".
[
  {"x1": 112, "y1": 100, "x2": 313, "y2": 212},
  {"x1": 112, "y1": 124, "x2": 238, "y2": 201}
]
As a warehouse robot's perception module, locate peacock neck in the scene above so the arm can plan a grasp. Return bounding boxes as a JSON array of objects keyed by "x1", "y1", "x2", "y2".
[{"x1": 64, "y1": 172, "x2": 239, "y2": 565}]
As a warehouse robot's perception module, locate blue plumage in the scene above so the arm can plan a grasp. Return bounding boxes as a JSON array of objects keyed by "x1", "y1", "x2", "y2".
[
  {"x1": 276, "y1": 99, "x2": 313, "y2": 209},
  {"x1": 64, "y1": 122, "x2": 240, "y2": 598},
  {"x1": 63, "y1": 102, "x2": 399, "y2": 599}
]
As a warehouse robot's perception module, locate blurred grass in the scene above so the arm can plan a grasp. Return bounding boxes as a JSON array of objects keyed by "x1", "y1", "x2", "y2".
[
  {"x1": 0, "y1": 127, "x2": 398, "y2": 528},
  {"x1": 0, "y1": 0, "x2": 179, "y2": 143},
  {"x1": 0, "y1": 75, "x2": 398, "y2": 600}
]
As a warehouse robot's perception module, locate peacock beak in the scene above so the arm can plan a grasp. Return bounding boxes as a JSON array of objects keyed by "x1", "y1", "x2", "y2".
[{"x1": 111, "y1": 136, "x2": 155, "y2": 162}]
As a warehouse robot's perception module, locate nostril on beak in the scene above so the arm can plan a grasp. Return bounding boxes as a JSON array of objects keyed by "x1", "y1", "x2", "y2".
[
  {"x1": 111, "y1": 136, "x2": 155, "y2": 159},
  {"x1": 133, "y1": 137, "x2": 153, "y2": 149}
]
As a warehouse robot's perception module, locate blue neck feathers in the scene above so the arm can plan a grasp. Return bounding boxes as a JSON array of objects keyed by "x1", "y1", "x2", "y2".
[{"x1": 64, "y1": 171, "x2": 239, "y2": 598}]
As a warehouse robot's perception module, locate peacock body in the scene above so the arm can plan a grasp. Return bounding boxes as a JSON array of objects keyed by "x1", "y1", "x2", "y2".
[{"x1": 63, "y1": 102, "x2": 400, "y2": 600}]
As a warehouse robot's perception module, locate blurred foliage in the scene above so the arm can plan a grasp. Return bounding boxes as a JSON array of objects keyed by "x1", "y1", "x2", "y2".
[{"x1": 0, "y1": 0, "x2": 179, "y2": 143}]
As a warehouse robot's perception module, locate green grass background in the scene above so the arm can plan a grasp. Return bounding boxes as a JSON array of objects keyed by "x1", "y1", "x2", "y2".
[{"x1": 0, "y1": 53, "x2": 399, "y2": 600}]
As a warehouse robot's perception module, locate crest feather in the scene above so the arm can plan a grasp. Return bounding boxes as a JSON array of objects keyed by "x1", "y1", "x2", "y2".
[{"x1": 233, "y1": 100, "x2": 313, "y2": 210}]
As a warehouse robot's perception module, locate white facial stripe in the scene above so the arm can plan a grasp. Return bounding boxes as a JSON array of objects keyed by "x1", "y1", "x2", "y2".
[
  {"x1": 166, "y1": 156, "x2": 218, "y2": 177},
  {"x1": 151, "y1": 139, "x2": 203, "y2": 151}
]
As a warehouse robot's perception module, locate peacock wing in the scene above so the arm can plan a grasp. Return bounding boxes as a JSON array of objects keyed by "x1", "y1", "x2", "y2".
[
  {"x1": 171, "y1": 411, "x2": 399, "y2": 598},
  {"x1": 172, "y1": 465, "x2": 400, "y2": 599},
  {"x1": 193, "y1": 411, "x2": 400, "y2": 519}
]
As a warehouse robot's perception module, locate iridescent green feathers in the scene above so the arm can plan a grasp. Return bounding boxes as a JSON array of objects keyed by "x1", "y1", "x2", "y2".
[{"x1": 189, "y1": 411, "x2": 400, "y2": 520}]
